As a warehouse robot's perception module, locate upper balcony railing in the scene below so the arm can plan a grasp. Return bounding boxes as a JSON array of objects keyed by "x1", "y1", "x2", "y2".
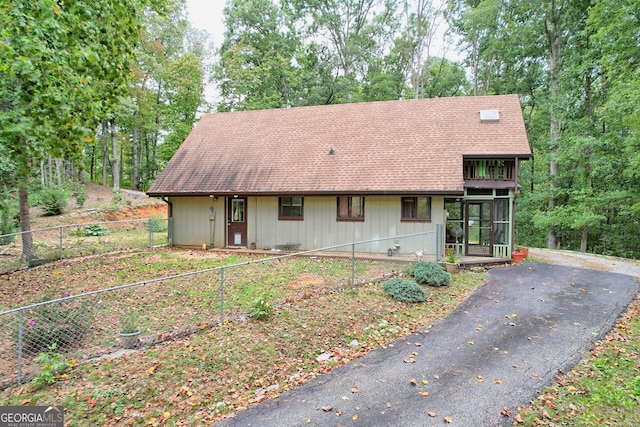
[{"x1": 463, "y1": 159, "x2": 516, "y2": 181}]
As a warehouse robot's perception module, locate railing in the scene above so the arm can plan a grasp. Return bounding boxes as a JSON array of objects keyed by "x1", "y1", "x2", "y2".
[
  {"x1": 0, "y1": 229, "x2": 440, "y2": 389},
  {"x1": 463, "y1": 159, "x2": 515, "y2": 181},
  {"x1": 0, "y1": 218, "x2": 171, "y2": 275}
]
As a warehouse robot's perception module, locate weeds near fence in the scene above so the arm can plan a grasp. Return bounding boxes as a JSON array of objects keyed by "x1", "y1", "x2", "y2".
[
  {"x1": 0, "y1": 266, "x2": 486, "y2": 426},
  {"x1": 1, "y1": 231, "x2": 439, "y2": 391},
  {"x1": 0, "y1": 218, "x2": 169, "y2": 275},
  {"x1": 19, "y1": 292, "x2": 96, "y2": 354}
]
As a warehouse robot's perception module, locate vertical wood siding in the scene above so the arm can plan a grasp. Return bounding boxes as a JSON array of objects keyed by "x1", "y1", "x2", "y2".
[{"x1": 170, "y1": 196, "x2": 443, "y2": 254}]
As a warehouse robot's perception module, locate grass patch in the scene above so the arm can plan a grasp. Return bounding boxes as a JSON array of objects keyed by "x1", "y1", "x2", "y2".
[
  {"x1": 517, "y1": 293, "x2": 640, "y2": 426},
  {"x1": 0, "y1": 259, "x2": 486, "y2": 426}
]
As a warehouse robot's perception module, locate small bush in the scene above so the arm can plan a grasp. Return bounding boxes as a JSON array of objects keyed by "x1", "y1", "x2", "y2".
[
  {"x1": 150, "y1": 216, "x2": 167, "y2": 232},
  {"x1": 0, "y1": 185, "x2": 16, "y2": 244},
  {"x1": 39, "y1": 186, "x2": 69, "y2": 216},
  {"x1": 408, "y1": 261, "x2": 450, "y2": 287},
  {"x1": 84, "y1": 224, "x2": 108, "y2": 236},
  {"x1": 249, "y1": 294, "x2": 273, "y2": 320},
  {"x1": 33, "y1": 343, "x2": 70, "y2": 387},
  {"x1": 383, "y1": 278, "x2": 428, "y2": 303},
  {"x1": 75, "y1": 191, "x2": 87, "y2": 208},
  {"x1": 19, "y1": 292, "x2": 96, "y2": 354}
]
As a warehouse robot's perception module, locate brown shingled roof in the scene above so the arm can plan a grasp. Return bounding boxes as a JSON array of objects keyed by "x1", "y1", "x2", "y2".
[{"x1": 147, "y1": 95, "x2": 531, "y2": 196}]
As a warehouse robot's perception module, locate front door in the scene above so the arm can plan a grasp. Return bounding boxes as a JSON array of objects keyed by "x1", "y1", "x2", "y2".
[
  {"x1": 227, "y1": 197, "x2": 247, "y2": 247},
  {"x1": 465, "y1": 200, "x2": 493, "y2": 256}
]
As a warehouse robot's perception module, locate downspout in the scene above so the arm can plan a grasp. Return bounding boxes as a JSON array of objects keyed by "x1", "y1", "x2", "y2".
[{"x1": 162, "y1": 196, "x2": 173, "y2": 247}]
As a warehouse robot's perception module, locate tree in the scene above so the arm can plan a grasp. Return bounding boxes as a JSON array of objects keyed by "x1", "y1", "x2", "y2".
[
  {"x1": 217, "y1": 0, "x2": 302, "y2": 111},
  {"x1": 286, "y1": 0, "x2": 399, "y2": 103},
  {"x1": 0, "y1": 0, "x2": 164, "y2": 261}
]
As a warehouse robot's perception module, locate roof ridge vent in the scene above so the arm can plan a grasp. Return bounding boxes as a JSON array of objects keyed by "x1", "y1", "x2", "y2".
[{"x1": 480, "y1": 109, "x2": 500, "y2": 122}]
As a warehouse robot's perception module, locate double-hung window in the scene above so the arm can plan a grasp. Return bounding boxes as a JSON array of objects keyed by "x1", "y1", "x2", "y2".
[
  {"x1": 401, "y1": 196, "x2": 431, "y2": 222},
  {"x1": 337, "y1": 196, "x2": 364, "y2": 221},
  {"x1": 279, "y1": 196, "x2": 304, "y2": 220}
]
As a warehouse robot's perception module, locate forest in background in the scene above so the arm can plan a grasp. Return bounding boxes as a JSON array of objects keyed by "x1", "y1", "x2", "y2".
[{"x1": 1, "y1": 0, "x2": 639, "y2": 259}]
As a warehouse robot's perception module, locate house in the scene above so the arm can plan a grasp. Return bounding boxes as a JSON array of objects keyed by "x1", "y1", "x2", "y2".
[{"x1": 147, "y1": 95, "x2": 532, "y2": 258}]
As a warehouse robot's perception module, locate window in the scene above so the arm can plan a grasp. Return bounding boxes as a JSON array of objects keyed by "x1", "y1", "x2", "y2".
[
  {"x1": 337, "y1": 196, "x2": 364, "y2": 221},
  {"x1": 401, "y1": 197, "x2": 431, "y2": 221},
  {"x1": 279, "y1": 197, "x2": 303, "y2": 220}
]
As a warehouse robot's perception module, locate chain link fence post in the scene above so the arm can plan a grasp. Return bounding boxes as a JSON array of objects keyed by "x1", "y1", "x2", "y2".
[
  {"x1": 17, "y1": 308, "x2": 23, "y2": 385},
  {"x1": 148, "y1": 218, "x2": 153, "y2": 248},
  {"x1": 59, "y1": 226, "x2": 63, "y2": 261},
  {"x1": 220, "y1": 268, "x2": 225, "y2": 325},
  {"x1": 351, "y1": 243, "x2": 355, "y2": 289}
]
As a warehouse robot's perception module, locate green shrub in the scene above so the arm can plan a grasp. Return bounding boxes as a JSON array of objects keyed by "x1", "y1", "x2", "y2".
[
  {"x1": 249, "y1": 294, "x2": 273, "y2": 320},
  {"x1": 20, "y1": 292, "x2": 96, "y2": 354},
  {"x1": 383, "y1": 278, "x2": 428, "y2": 303},
  {"x1": 39, "y1": 186, "x2": 69, "y2": 216},
  {"x1": 33, "y1": 343, "x2": 70, "y2": 387},
  {"x1": 408, "y1": 261, "x2": 450, "y2": 287},
  {"x1": 84, "y1": 224, "x2": 108, "y2": 236},
  {"x1": 0, "y1": 185, "x2": 16, "y2": 244},
  {"x1": 75, "y1": 191, "x2": 87, "y2": 208},
  {"x1": 150, "y1": 216, "x2": 167, "y2": 232}
]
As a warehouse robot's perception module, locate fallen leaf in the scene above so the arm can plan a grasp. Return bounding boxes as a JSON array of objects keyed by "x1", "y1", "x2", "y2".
[
  {"x1": 469, "y1": 341, "x2": 475, "y2": 345},
  {"x1": 352, "y1": 415, "x2": 358, "y2": 421},
  {"x1": 351, "y1": 386, "x2": 358, "y2": 393},
  {"x1": 444, "y1": 416, "x2": 453, "y2": 423},
  {"x1": 493, "y1": 379, "x2": 502, "y2": 384},
  {"x1": 420, "y1": 391, "x2": 429, "y2": 396},
  {"x1": 421, "y1": 379, "x2": 429, "y2": 385},
  {"x1": 322, "y1": 405, "x2": 333, "y2": 412},
  {"x1": 410, "y1": 379, "x2": 418, "y2": 386},
  {"x1": 501, "y1": 406, "x2": 511, "y2": 417},
  {"x1": 428, "y1": 412, "x2": 436, "y2": 417}
]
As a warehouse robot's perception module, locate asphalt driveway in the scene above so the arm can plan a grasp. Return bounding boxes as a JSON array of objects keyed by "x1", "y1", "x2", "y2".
[{"x1": 213, "y1": 260, "x2": 639, "y2": 427}]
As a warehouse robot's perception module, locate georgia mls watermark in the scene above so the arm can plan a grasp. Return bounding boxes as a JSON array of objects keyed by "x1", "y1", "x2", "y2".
[{"x1": 0, "y1": 406, "x2": 64, "y2": 427}]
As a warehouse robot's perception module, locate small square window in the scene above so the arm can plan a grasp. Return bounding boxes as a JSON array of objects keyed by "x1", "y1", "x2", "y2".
[
  {"x1": 279, "y1": 197, "x2": 303, "y2": 220},
  {"x1": 337, "y1": 196, "x2": 365, "y2": 221},
  {"x1": 401, "y1": 197, "x2": 431, "y2": 222}
]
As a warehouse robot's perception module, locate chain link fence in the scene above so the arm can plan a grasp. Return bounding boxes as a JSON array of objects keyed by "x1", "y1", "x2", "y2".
[
  {"x1": 0, "y1": 218, "x2": 170, "y2": 274},
  {"x1": 0, "y1": 229, "x2": 441, "y2": 389}
]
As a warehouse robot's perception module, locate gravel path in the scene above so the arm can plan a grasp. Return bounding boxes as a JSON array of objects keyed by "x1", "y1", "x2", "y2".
[{"x1": 528, "y1": 247, "x2": 640, "y2": 278}]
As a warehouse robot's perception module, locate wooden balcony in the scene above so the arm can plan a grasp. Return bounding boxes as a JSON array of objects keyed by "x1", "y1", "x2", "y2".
[{"x1": 463, "y1": 159, "x2": 516, "y2": 181}]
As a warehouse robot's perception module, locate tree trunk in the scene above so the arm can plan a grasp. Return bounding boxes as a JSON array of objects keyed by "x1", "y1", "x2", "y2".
[
  {"x1": 132, "y1": 113, "x2": 139, "y2": 190},
  {"x1": 111, "y1": 118, "x2": 120, "y2": 192},
  {"x1": 101, "y1": 122, "x2": 108, "y2": 186},
  {"x1": 545, "y1": 0, "x2": 562, "y2": 249},
  {"x1": 18, "y1": 170, "x2": 35, "y2": 262},
  {"x1": 40, "y1": 160, "x2": 45, "y2": 186},
  {"x1": 55, "y1": 158, "x2": 62, "y2": 187}
]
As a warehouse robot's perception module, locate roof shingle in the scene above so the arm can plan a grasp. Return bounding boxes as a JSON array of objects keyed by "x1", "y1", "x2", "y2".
[{"x1": 147, "y1": 95, "x2": 531, "y2": 196}]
